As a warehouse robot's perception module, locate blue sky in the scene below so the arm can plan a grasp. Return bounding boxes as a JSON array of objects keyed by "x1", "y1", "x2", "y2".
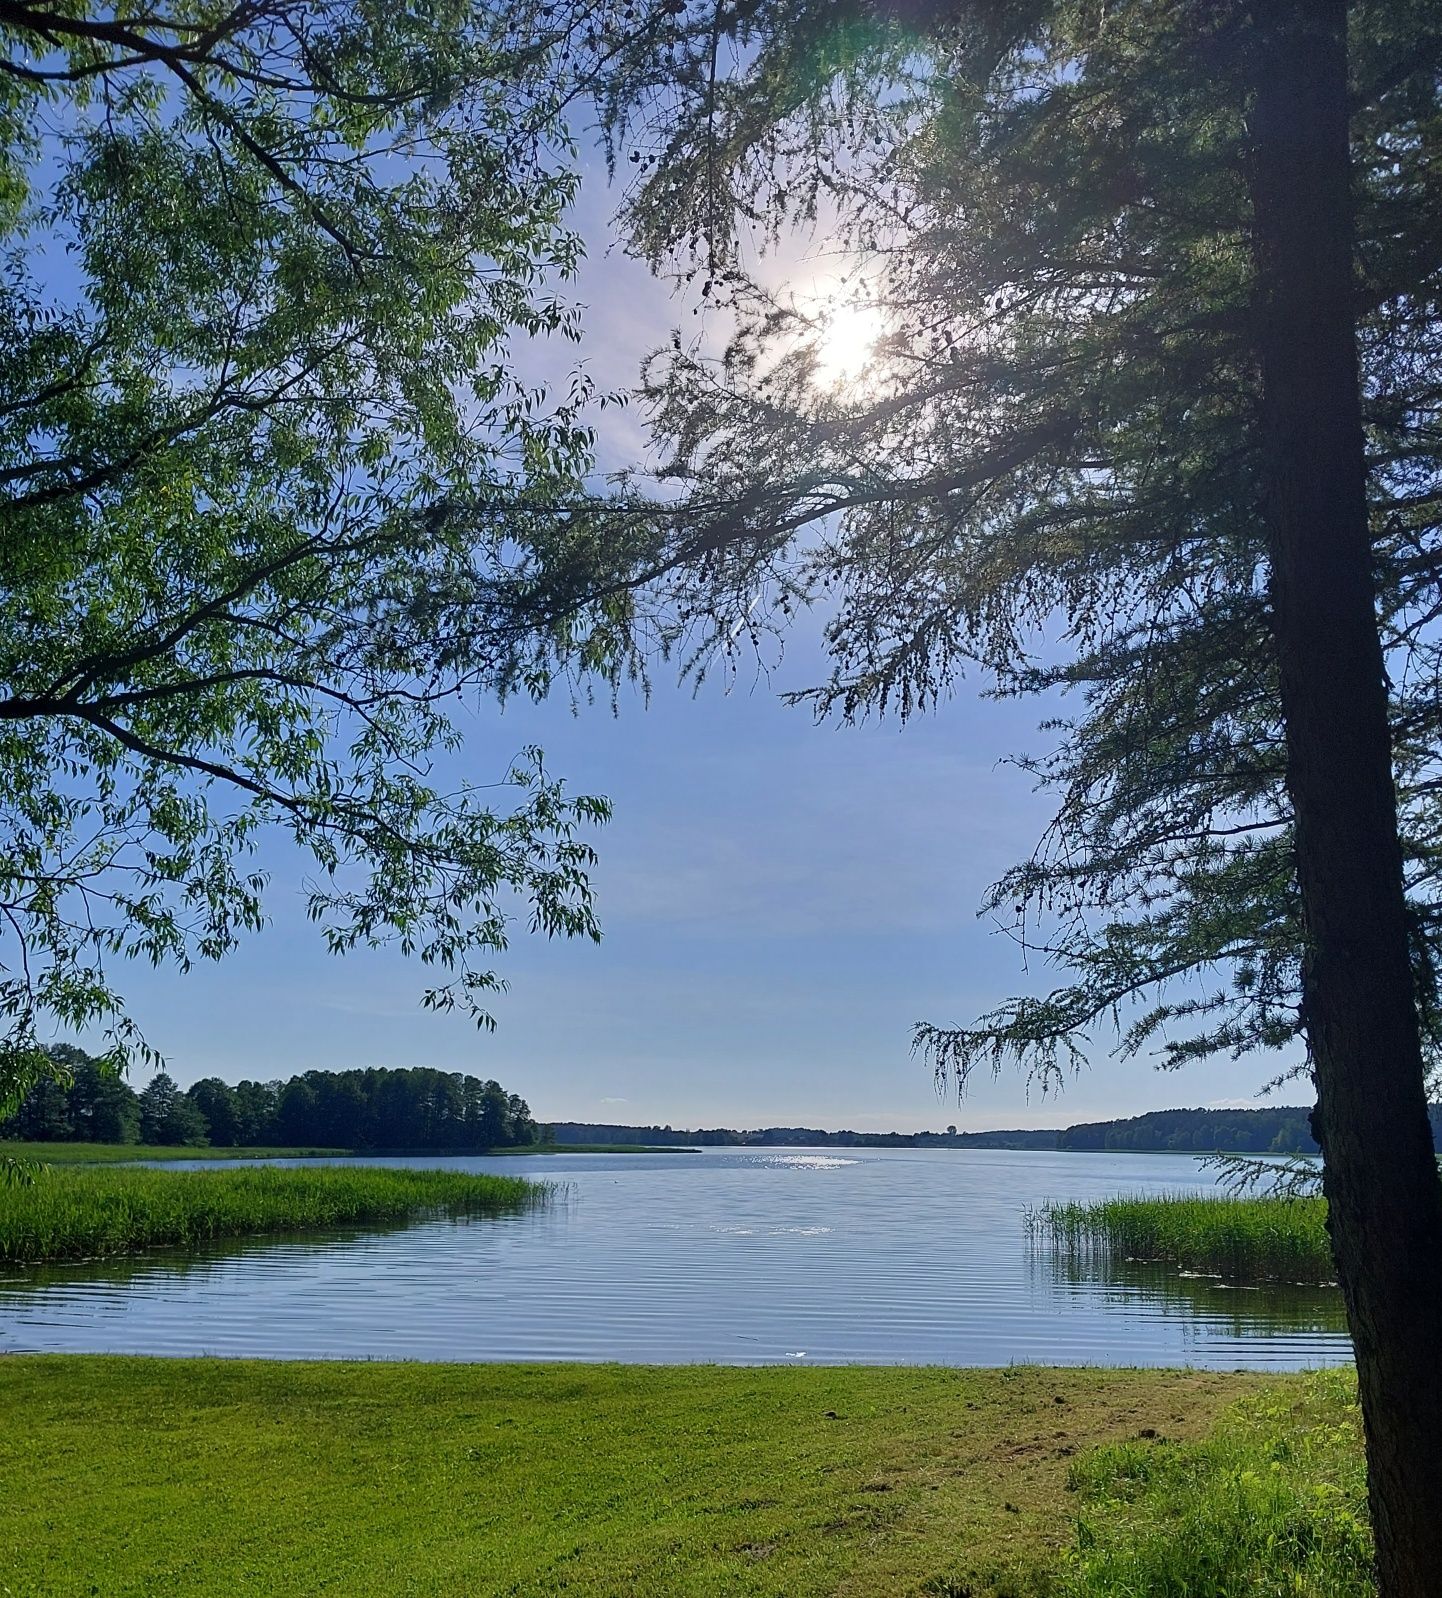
[{"x1": 114, "y1": 162, "x2": 1299, "y2": 1131}]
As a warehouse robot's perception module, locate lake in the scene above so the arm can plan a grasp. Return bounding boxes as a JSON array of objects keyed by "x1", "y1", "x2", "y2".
[{"x1": 0, "y1": 1147, "x2": 1350, "y2": 1368}]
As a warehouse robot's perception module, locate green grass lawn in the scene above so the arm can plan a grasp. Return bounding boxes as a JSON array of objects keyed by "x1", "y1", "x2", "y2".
[
  {"x1": 1059, "y1": 1368, "x2": 1367, "y2": 1596},
  {"x1": 0, "y1": 1359, "x2": 1269, "y2": 1597}
]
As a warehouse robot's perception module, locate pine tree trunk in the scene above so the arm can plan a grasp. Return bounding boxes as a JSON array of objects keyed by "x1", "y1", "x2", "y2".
[{"x1": 1247, "y1": 5, "x2": 1442, "y2": 1594}]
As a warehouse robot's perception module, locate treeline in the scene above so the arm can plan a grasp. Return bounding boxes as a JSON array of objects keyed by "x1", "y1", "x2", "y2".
[
  {"x1": 1056, "y1": 1106, "x2": 1319, "y2": 1153},
  {"x1": 17, "y1": 1070, "x2": 1441, "y2": 1158},
  {"x1": 551, "y1": 1106, "x2": 1442, "y2": 1155},
  {"x1": 1, "y1": 1048, "x2": 538, "y2": 1151},
  {"x1": 546, "y1": 1121, "x2": 1058, "y2": 1149},
  {"x1": 1055, "y1": 1105, "x2": 1442, "y2": 1154}
]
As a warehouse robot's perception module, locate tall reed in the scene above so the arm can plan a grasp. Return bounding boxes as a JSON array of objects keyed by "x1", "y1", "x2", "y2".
[
  {"x1": 0, "y1": 1141, "x2": 348, "y2": 1165},
  {"x1": 0, "y1": 1165, "x2": 542, "y2": 1265},
  {"x1": 1029, "y1": 1192, "x2": 1335, "y2": 1283}
]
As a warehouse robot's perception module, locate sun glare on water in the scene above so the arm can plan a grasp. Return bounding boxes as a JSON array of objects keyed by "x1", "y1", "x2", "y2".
[{"x1": 812, "y1": 301, "x2": 886, "y2": 388}]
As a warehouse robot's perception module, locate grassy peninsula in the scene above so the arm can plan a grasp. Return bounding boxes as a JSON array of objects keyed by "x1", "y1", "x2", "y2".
[
  {"x1": 0, "y1": 1359, "x2": 1365, "y2": 1597},
  {"x1": 0, "y1": 1165, "x2": 540, "y2": 1265},
  {"x1": 482, "y1": 1141, "x2": 695, "y2": 1155},
  {"x1": 1, "y1": 1138, "x2": 691, "y2": 1165},
  {"x1": 2, "y1": 1140, "x2": 352, "y2": 1165},
  {"x1": 1031, "y1": 1193, "x2": 1335, "y2": 1284}
]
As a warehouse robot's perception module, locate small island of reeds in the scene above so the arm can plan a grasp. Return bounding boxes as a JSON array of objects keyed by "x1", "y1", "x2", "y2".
[
  {"x1": 0, "y1": 1165, "x2": 542, "y2": 1266},
  {"x1": 1029, "y1": 1192, "x2": 1335, "y2": 1284}
]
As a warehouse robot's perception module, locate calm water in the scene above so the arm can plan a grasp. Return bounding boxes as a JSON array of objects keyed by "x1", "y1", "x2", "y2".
[{"x1": 0, "y1": 1147, "x2": 1350, "y2": 1368}]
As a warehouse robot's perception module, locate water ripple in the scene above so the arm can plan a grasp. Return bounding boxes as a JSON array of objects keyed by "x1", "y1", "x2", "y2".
[{"x1": 0, "y1": 1148, "x2": 1352, "y2": 1369}]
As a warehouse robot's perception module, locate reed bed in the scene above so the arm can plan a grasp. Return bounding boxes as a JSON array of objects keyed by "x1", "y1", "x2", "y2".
[
  {"x1": 0, "y1": 1141, "x2": 350, "y2": 1164},
  {"x1": 1030, "y1": 1192, "x2": 1335, "y2": 1284},
  {"x1": 0, "y1": 1165, "x2": 543, "y2": 1265}
]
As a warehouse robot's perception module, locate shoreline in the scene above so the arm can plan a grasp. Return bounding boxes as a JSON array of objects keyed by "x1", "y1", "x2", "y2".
[
  {"x1": 0, "y1": 1139, "x2": 695, "y2": 1164},
  {"x1": 1, "y1": 1137, "x2": 1308, "y2": 1164}
]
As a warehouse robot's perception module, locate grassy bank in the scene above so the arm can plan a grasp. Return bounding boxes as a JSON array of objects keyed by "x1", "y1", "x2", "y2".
[
  {"x1": 1031, "y1": 1193, "x2": 1335, "y2": 1283},
  {"x1": 1, "y1": 1140, "x2": 692, "y2": 1164},
  {"x1": 1057, "y1": 1368, "x2": 1366, "y2": 1596},
  {"x1": 1, "y1": 1141, "x2": 351, "y2": 1164},
  {"x1": 0, "y1": 1165, "x2": 541, "y2": 1264},
  {"x1": 0, "y1": 1358, "x2": 1267, "y2": 1597},
  {"x1": 488, "y1": 1142, "x2": 698, "y2": 1155}
]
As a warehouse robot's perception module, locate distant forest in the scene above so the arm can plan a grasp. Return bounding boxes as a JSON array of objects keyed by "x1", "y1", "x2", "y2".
[
  {"x1": 551, "y1": 1105, "x2": 1442, "y2": 1156},
  {"x1": 1, "y1": 1047, "x2": 538, "y2": 1150},
  {"x1": 1054, "y1": 1104, "x2": 1441, "y2": 1153},
  {"x1": 11, "y1": 1056, "x2": 1442, "y2": 1157}
]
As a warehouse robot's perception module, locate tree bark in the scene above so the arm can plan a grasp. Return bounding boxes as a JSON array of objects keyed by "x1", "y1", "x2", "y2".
[{"x1": 1247, "y1": 5, "x2": 1442, "y2": 1594}]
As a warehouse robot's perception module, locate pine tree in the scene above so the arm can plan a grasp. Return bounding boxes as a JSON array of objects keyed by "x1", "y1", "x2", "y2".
[
  {"x1": 586, "y1": 2, "x2": 1442, "y2": 1589},
  {"x1": 138, "y1": 1072, "x2": 207, "y2": 1146}
]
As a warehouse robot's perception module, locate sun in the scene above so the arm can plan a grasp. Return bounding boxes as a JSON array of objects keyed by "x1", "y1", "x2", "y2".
[{"x1": 812, "y1": 301, "x2": 886, "y2": 388}]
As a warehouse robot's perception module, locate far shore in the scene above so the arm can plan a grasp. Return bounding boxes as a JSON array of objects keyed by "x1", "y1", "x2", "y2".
[
  {"x1": 1, "y1": 1137, "x2": 1311, "y2": 1164},
  {"x1": 0, "y1": 1140, "x2": 695, "y2": 1164}
]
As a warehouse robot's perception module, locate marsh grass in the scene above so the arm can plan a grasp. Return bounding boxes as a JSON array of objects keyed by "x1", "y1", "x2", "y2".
[
  {"x1": 0, "y1": 1140, "x2": 691, "y2": 1164},
  {"x1": 0, "y1": 1164, "x2": 542, "y2": 1264},
  {"x1": 0, "y1": 1141, "x2": 350, "y2": 1164},
  {"x1": 481, "y1": 1142, "x2": 698, "y2": 1154},
  {"x1": 1030, "y1": 1192, "x2": 1335, "y2": 1283}
]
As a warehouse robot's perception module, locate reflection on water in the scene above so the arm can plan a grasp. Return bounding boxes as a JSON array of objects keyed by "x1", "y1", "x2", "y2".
[
  {"x1": 0, "y1": 1148, "x2": 1355, "y2": 1369},
  {"x1": 1, "y1": 1220, "x2": 417, "y2": 1292},
  {"x1": 1033, "y1": 1246, "x2": 1349, "y2": 1342}
]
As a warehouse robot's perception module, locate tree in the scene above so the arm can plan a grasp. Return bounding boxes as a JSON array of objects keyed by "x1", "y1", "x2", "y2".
[
  {"x1": 187, "y1": 1079, "x2": 241, "y2": 1148},
  {"x1": 4, "y1": 1071, "x2": 73, "y2": 1142},
  {"x1": 506, "y1": 1091, "x2": 538, "y2": 1147},
  {"x1": 580, "y1": 2, "x2": 1442, "y2": 1589},
  {"x1": 1247, "y1": 12, "x2": 1442, "y2": 1585},
  {"x1": 274, "y1": 1077, "x2": 320, "y2": 1147},
  {"x1": 476, "y1": 1080, "x2": 510, "y2": 1149},
  {"x1": 309, "y1": 1072, "x2": 371, "y2": 1150},
  {"x1": 69, "y1": 1053, "x2": 142, "y2": 1144},
  {"x1": 0, "y1": 0, "x2": 614, "y2": 1121},
  {"x1": 138, "y1": 1071, "x2": 208, "y2": 1146},
  {"x1": 0, "y1": 1043, "x2": 142, "y2": 1142},
  {"x1": 231, "y1": 1081, "x2": 281, "y2": 1147}
]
